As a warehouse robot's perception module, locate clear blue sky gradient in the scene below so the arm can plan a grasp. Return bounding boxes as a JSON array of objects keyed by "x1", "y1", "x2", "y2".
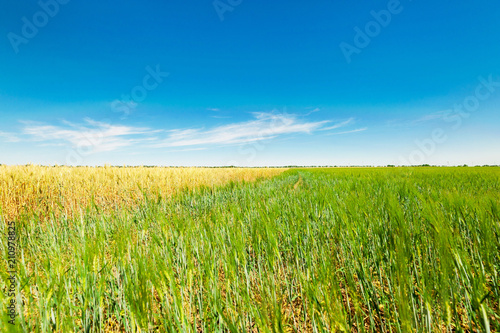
[{"x1": 1, "y1": 0, "x2": 499, "y2": 166}]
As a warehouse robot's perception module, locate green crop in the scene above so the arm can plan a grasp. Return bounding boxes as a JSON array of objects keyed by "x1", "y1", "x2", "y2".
[{"x1": 1, "y1": 167, "x2": 499, "y2": 332}]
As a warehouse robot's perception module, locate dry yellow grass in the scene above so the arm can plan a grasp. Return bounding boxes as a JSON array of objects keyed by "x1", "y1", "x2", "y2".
[{"x1": 0, "y1": 165, "x2": 285, "y2": 222}]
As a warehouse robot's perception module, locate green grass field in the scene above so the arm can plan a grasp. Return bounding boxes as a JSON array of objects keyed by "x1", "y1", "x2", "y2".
[{"x1": 2, "y1": 167, "x2": 500, "y2": 332}]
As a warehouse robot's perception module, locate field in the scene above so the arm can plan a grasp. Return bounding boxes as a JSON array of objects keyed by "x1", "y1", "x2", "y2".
[
  {"x1": 0, "y1": 165, "x2": 285, "y2": 222},
  {"x1": 1, "y1": 166, "x2": 499, "y2": 332}
]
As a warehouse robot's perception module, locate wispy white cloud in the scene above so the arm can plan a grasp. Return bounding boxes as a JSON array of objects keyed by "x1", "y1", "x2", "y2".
[
  {"x1": 320, "y1": 117, "x2": 354, "y2": 131},
  {"x1": 413, "y1": 111, "x2": 447, "y2": 123},
  {"x1": 387, "y1": 111, "x2": 448, "y2": 127},
  {"x1": 304, "y1": 107, "x2": 321, "y2": 115},
  {"x1": 21, "y1": 118, "x2": 156, "y2": 153},
  {"x1": 152, "y1": 112, "x2": 347, "y2": 148},
  {"x1": 15, "y1": 112, "x2": 364, "y2": 152},
  {"x1": 327, "y1": 127, "x2": 367, "y2": 135},
  {"x1": 0, "y1": 131, "x2": 21, "y2": 143},
  {"x1": 165, "y1": 147, "x2": 208, "y2": 153}
]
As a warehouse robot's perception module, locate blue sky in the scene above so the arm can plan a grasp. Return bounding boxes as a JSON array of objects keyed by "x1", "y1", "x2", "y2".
[{"x1": 1, "y1": 0, "x2": 499, "y2": 166}]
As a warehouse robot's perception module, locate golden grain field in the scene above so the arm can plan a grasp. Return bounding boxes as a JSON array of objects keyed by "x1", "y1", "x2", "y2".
[{"x1": 0, "y1": 165, "x2": 285, "y2": 222}]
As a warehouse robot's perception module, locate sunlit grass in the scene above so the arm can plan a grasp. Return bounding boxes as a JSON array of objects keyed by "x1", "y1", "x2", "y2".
[
  {"x1": 1, "y1": 167, "x2": 499, "y2": 332},
  {"x1": 0, "y1": 165, "x2": 285, "y2": 222}
]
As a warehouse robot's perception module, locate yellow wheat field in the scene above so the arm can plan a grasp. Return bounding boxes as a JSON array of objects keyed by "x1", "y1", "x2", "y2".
[{"x1": 0, "y1": 165, "x2": 285, "y2": 222}]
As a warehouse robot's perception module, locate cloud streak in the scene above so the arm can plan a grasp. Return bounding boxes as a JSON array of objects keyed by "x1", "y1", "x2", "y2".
[
  {"x1": 0, "y1": 131, "x2": 21, "y2": 143},
  {"x1": 327, "y1": 127, "x2": 367, "y2": 135},
  {"x1": 320, "y1": 117, "x2": 354, "y2": 131},
  {"x1": 13, "y1": 112, "x2": 364, "y2": 153},
  {"x1": 152, "y1": 112, "x2": 348, "y2": 148},
  {"x1": 386, "y1": 111, "x2": 448, "y2": 128},
  {"x1": 21, "y1": 118, "x2": 155, "y2": 153}
]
